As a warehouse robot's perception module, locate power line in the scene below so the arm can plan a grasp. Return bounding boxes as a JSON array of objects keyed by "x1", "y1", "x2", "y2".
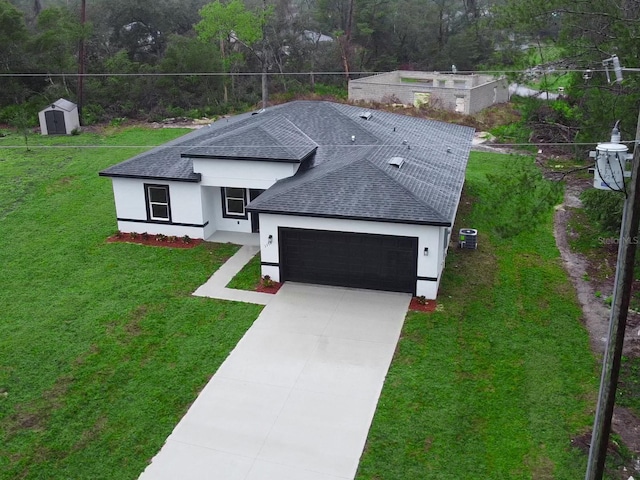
[
  {"x1": 0, "y1": 141, "x2": 635, "y2": 149},
  {"x1": 0, "y1": 68, "x2": 629, "y2": 78}
]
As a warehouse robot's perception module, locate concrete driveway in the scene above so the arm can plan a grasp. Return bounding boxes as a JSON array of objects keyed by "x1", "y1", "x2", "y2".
[{"x1": 139, "y1": 282, "x2": 410, "y2": 480}]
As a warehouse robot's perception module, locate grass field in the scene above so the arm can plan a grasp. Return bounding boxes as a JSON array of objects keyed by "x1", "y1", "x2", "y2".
[
  {"x1": 357, "y1": 153, "x2": 598, "y2": 479},
  {"x1": 1, "y1": 130, "x2": 598, "y2": 479},
  {"x1": 0, "y1": 129, "x2": 263, "y2": 479}
]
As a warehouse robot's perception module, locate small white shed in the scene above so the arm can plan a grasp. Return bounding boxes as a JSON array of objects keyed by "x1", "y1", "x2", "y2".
[{"x1": 38, "y1": 98, "x2": 80, "y2": 135}]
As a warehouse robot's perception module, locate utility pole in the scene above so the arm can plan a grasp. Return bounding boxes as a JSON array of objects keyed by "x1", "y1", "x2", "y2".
[
  {"x1": 260, "y1": 0, "x2": 268, "y2": 110},
  {"x1": 77, "y1": 0, "x2": 86, "y2": 117},
  {"x1": 585, "y1": 109, "x2": 640, "y2": 479}
]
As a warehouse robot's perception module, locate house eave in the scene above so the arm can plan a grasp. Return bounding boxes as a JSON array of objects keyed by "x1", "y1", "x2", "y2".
[
  {"x1": 246, "y1": 208, "x2": 451, "y2": 227},
  {"x1": 180, "y1": 149, "x2": 317, "y2": 163},
  {"x1": 98, "y1": 172, "x2": 202, "y2": 183}
]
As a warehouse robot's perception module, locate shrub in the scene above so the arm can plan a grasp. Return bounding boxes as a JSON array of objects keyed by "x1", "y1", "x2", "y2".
[
  {"x1": 110, "y1": 117, "x2": 127, "y2": 127},
  {"x1": 0, "y1": 103, "x2": 38, "y2": 126},
  {"x1": 491, "y1": 122, "x2": 532, "y2": 144},
  {"x1": 476, "y1": 158, "x2": 563, "y2": 238},
  {"x1": 262, "y1": 275, "x2": 274, "y2": 287},
  {"x1": 314, "y1": 83, "x2": 348, "y2": 99},
  {"x1": 580, "y1": 188, "x2": 625, "y2": 235},
  {"x1": 81, "y1": 104, "x2": 105, "y2": 125},
  {"x1": 182, "y1": 235, "x2": 191, "y2": 244}
]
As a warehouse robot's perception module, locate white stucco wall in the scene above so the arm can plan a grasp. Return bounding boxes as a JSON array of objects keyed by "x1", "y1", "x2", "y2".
[
  {"x1": 438, "y1": 227, "x2": 452, "y2": 277},
  {"x1": 201, "y1": 186, "x2": 218, "y2": 239},
  {"x1": 258, "y1": 214, "x2": 447, "y2": 298},
  {"x1": 208, "y1": 186, "x2": 253, "y2": 233},
  {"x1": 192, "y1": 158, "x2": 299, "y2": 189},
  {"x1": 110, "y1": 177, "x2": 207, "y2": 238}
]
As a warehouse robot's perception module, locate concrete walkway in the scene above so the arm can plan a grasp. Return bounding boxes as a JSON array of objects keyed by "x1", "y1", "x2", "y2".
[
  {"x1": 140, "y1": 248, "x2": 411, "y2": 479},
  {"x1": 193, "y1": 244, "x2": 274, "y2": 305}
]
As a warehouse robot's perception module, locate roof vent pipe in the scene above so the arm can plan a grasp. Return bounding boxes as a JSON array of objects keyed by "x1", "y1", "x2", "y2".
[{"x1": 351, "y1": 135, "x2": 356, "y2": 142}]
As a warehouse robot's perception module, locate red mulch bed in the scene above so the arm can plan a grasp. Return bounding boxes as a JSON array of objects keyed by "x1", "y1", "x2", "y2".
[
  {"x1": 256, "y1": 281, "x2": 283, "y2": 294},
  {"x1": 106, "y1": 234, "x2": 203, "y2": 248},
  {"x1": 409, "y1": 297, "x2": 437, "y2": 312}
]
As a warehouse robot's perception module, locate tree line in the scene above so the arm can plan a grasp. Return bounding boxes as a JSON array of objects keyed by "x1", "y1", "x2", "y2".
[{"x1": 1, "y1": 0, "x2": 639, "y2": 143}]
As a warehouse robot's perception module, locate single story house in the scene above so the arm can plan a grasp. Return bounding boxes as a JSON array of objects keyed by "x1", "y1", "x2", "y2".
[
  {"x1": 99, "y1": 101, "x2": 474, "y2": 298},
  {"x1": 349, "y1": 70, "x2": 509, "y2": 114}
]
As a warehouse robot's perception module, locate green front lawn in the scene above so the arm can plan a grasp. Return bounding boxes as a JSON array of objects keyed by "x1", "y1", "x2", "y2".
[
  {"x1": 0, "y1": 129, "x2": 263, "y2": 479},
  {"x1": 226, "y1": 251, "x2": 262, "y2": 290},
  {"x1": 1, "y1": 130, "x2": 599, "y2": 479},
  {"x1": 357, "y1": 153, "x2": 598, "y2": 479}
]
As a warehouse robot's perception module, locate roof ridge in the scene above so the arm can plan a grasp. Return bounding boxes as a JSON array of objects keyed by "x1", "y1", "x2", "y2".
[
  {"x1": 324, "y1": 102, "x2": 386, "y2": 144},
  {"x1": 259, "y1": 115, "x2": 318, "y2": 157},
  {"x1": 101, "y1": 126, "x2": 208, "y2": 172},
  {"x1": 365, "y1": 148, "x2": 449, "y2": 223},
  {"x1": 249, "y1": 146, "x2": 376, "y2": 203},
  {"x1": 199, "y1": 114, "x2": 274, "y2": 145}
]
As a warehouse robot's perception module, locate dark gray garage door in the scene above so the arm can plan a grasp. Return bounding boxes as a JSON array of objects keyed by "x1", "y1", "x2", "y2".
[{"x1": 279, "y1": 227, "x2": 417, "y2": 293}]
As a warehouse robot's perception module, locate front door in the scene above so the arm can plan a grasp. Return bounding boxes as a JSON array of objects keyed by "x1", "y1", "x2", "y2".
[{"x1": 249, "y1": 189, "x2": 265, "y2": 232}]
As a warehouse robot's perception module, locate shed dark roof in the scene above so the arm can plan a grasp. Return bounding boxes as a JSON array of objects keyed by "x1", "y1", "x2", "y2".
[{"x1": 100, "y1": 100, "x2": 474, "y2": 226}]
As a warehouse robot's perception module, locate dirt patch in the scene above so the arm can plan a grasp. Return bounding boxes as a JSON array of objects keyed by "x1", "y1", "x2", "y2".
[
  {"x1": 613, "y1": 406, "x2": 640, "y2": 455},
  {"x1": 553, "y1": 179, "x2": 640, "y2": 355},
  {"x1": 555, "y1": 176, "x2": 640, "y2": 471},
  {"x1": 571, "y1": 423, "x2": 640, "y2": 480},
  {"x1": 554, "y1": 180, "x2": 612, "y2": 353},
  {"x1": 3, "y1": 373, "x2": 74, "y2": 438}
]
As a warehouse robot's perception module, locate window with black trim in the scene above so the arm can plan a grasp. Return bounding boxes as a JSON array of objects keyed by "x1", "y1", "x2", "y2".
[
  {"x1": 145, "y1": 184, "x2": 171, "y2": 222},
  {"x1": 222, "y1": 187, "x2": 248, "y2": 219}
]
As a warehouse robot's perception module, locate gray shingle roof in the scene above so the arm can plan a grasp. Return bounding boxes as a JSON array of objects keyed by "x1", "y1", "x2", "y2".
[
  {"x1": 182, "y1": 115, "x2": 318, "y2": 161},
  {"x1": 100, "y1": 100, "x2": 474, "y2": 226},
  {"x1": 98, "y1": 110, "x2": 260, "y2": 181},
  {"x1": 249, "y1": 157, "x2": 447, "y2": 224},
  {"x1": 247, "y1": 102, "x2": 474, "y2": 226},
  {"x1": 99, "y1": 127, "x2": 207, "y2": 181}
]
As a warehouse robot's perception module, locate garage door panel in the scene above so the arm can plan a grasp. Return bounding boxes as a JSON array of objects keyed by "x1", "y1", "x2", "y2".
[{"x1": 279, "y1": 227, "x2": 417, "y2": 294}]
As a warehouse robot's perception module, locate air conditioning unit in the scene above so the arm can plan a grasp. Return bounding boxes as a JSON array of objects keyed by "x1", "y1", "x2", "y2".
[{"x1": 459, "y1": 228, "x2": 478, "y2": 249}]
